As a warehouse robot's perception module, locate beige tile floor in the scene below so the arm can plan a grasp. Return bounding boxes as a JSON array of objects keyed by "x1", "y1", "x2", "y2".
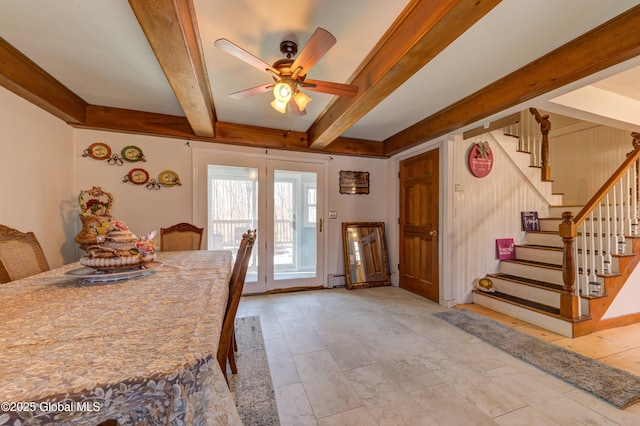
[{"x1": 237, "y1": 286, "x2": 640, "y2": 425}]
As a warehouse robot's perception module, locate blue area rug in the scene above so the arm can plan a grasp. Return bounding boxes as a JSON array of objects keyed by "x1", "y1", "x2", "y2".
[{"x1": 434, "y1": 309, "x2": 640, "y2": 409}]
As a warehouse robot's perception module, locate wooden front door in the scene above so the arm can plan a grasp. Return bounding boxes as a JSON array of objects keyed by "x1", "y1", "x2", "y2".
[{"x1": 399, "y1": 149, "x2": 439, "y2": 302}]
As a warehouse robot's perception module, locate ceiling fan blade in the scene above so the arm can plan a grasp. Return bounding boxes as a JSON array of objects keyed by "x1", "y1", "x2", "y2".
[
  {"x1": 289, "y1": 101, "x2": 307, "y2": 116},
  {"x1": 302, "y1": 79, "x2": 358, "y2": 97},
  {"x1": 291, "y1": 28, "x2": 336, "y2": 78},
  {"x1": 215, "y1": 38, "x2": 280, "y2": 76},
  {"x1": 229, "y1": 84, "x2": 274, "y2": 99}
]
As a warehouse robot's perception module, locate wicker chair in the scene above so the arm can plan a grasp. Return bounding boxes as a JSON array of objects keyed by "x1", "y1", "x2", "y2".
[
  {"x1": 217, "y1": 229, "x2": 256, "y2": 382},
  {"x1": 0, "y1": 225, "x2": 50, "y2": 283},
  {"x1": 160, "y1": 222, "x2": 204, "y2": 251}
]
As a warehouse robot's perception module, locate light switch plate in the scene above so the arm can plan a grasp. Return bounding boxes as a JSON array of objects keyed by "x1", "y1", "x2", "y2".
[{"x1": 329, "y1": 211, "x2": 337, "y2": 219}]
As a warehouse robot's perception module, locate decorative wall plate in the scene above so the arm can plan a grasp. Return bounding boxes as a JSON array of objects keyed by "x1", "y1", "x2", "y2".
[
  {"x1": 125, "y1": 168, "x2": 150, "y2": 185},
  {"x1": 158, "y1": 170, "x2": 181, "y2": 186},
  {"x1": 83, "y1": 142, "x2": 112, "y2": 160},
  {"x1": 121, "y1": 145, "x2": 146, "y2": 162}
]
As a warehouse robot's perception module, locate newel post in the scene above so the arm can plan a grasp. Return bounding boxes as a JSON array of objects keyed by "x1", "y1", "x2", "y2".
[
  {"x1": 529, "y1": 108, "x2": 551, "y2": 181},
  {"x1": 559, "y1": 211, "x2": 579, "y2": 319}
]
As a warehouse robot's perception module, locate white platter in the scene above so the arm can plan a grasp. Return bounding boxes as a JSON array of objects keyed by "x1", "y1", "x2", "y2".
[{"x1": 66, "y1": 262, "x2": 162, "y2": 283}]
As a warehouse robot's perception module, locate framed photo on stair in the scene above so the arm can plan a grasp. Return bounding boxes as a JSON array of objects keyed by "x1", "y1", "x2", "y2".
[
  {"x1": 521, "y1": 211, "x2": 540, "y2": 231},
  {"x1": 496, "y1": 238, "x2": 515, "y2": 260}
]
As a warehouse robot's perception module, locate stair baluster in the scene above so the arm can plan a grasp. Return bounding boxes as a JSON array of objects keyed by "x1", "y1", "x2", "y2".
[
  {"x1": 561, "y1": 143, "x2": 640, "y2": 321},
  {"x1": 632, "y1": 160, "x2": 639, "y2": 236},
  {"x1": 619, "y1": 180, "x2": 627, "y2": 253},
  {"x1": 604, "y1": 193, "x2": 612, "y2": 273}
]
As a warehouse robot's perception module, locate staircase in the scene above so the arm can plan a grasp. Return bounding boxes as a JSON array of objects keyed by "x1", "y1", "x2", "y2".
[
  {"x1": 471, "y1": 118, "x2": 640, "y2": 338},
  {"x1": 473, "y1": 204, "x2": 640, "y2": 337}
]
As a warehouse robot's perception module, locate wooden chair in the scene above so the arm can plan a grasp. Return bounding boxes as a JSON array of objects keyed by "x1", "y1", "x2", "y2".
[
  {"x1": 217, "y1": 229, "x2": 256, "y2": 382},
  {"x1": 0, "y1": 225, "x2": 50, "y2": 284},
  {"x1": 160, "y1": 222, "x2": 204, "y2": 251}
]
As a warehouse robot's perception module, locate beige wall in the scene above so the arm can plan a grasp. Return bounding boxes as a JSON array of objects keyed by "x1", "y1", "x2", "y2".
[
  {"x1": 0, "y1": 87, "x2": 77, "y2": 267},
  {"x1": 549, "y1": 124, "x2": 632, "y2": 204},
  {"x1": 75, "y1": 129, "x2": 193, "y2": 258},
  {"x1": 0, "y1": 85, "x2": 388, "y2": 279},
  {"x1": 74, "y1": 129, "x2": 389, "y2": 282}
]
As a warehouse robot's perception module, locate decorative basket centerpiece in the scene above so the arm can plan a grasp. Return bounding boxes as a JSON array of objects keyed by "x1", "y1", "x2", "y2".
[{"x1": 74, "y1": 187, "x2": 157, "y2": 272}]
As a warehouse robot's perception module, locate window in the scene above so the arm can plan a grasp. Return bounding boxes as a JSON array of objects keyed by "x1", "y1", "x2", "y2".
[{"x1": 304, "y1": 184, "x2": 316, "y2": 226}]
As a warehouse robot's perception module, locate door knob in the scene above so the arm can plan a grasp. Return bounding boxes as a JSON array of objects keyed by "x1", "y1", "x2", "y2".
[{"x1": 429, "y1": 230, "x2": 438, "y2": 237}]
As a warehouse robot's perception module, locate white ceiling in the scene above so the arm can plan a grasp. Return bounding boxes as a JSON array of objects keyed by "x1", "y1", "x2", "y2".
[{"x1": 1, "y1": 0, "x2": 640, "y2": 145}]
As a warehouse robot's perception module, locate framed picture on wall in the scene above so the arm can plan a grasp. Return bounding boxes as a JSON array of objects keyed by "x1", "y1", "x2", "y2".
[{"x1": 339, "y1": 171, "x2": 369, "y2": 194}]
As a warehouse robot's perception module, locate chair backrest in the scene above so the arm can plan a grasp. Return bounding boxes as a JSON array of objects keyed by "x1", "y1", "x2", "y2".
[
  {"x1": 227, "y1": 229, "x2": 252, "y2": 295},
  {"x1": 160, "y1": 222, "x2": 204, "y2": 251},
  {"x1": 217, "y1": 230, "x2": 256, "y2": 370},
  {"x1": 0, "y1": 225, "x2": 50, "y2": 283}
]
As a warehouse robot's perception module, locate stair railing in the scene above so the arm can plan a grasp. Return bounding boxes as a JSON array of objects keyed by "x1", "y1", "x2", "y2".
[
  {"x1": 559, "y1": 140, "x2": 640, "y2": 320},
  {"x1": 504, "y1": 109, "x2": 548, "y2": 179}
]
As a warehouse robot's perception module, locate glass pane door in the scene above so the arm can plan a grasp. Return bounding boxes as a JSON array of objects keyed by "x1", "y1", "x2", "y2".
[
  {"x1": 195, "y1": 151, "x2": 324, "y2": 294},
  {"x1": 207, "y1": 164, "x2": 259, "y2": 286},
  {"x1": 267, "y1": 161, "x2": 323, "y2": 291}
]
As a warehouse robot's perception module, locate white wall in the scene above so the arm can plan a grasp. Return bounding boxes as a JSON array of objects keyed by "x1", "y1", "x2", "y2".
[
  {"x1": 450, "y1": 133, "x2": 551, "y2": 303},
  {"x1": 326, "y1": 155, "x2": 388, "y2": 278},
  {"x1": 0, "y1": 87, "x2": 76, "y2": 267},
  {"x1": 550, "y1": 124, "x2": 632, "y2": 204}
]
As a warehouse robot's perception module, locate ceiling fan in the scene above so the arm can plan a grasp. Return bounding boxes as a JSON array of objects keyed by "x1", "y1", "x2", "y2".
[{"x1": 214, "y1": 28, "x2": 358, "y2": 115}]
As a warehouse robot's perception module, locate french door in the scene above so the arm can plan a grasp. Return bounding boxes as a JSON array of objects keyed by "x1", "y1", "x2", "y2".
[{"x1": 195, "y1": 152, "x2": 324, "y2": 294}]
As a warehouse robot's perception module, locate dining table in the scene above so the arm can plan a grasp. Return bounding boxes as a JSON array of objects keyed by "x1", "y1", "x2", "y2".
[{"x1": 0, "y1": 250, "x2": 243, "y2": 425}]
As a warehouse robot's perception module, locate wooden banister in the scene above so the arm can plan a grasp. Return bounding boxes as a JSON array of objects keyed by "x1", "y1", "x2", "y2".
[
  {"x1": 560, "y1": 140, "x2": 640, "y2": 321},
  {"x1": 574, "y1": 146, "x2": 640, "y2": 226}
]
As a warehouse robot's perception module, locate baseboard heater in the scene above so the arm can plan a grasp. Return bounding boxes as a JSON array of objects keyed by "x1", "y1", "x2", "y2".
[{"x1": 327, "y1": 274, "x2": 346, "y2": 288}]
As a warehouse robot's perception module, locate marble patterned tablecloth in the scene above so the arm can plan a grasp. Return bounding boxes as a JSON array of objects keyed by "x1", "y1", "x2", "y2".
[{"x1": 0, "y1": 250, "x2": 243, "y2": 425}]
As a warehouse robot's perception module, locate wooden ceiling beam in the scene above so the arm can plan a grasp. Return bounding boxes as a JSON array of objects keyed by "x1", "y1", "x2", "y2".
[
  {"x1": 306, "y1": 0, "x2": 502, "y2": 150},
  {"x1": 384, "y1": 5, "x2": 640, "y2": 156},
  {"x1": 77, "y1": 106, "x2": 386, "y2": 157},
  {"x1": 0, "y1": 37, "x2": 87, "y2": 124},
  {"x1": 129, "y1": 0, "x2": 215, "y2": 137},
  {"x1": 79, "y1": 105, "x2": 197, "y2": 138},
  {"x1": 210, "y1": 123, "x2": 386, "y2": 157}
]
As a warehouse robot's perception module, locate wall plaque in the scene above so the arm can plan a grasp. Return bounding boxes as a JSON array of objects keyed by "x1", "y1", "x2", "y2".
[
  {"x1": 468, "y1": 141, "x2": 493, "y2": 178},
  {"x1": 339, "y1": 171, "x2": 369, "y2": 194}
]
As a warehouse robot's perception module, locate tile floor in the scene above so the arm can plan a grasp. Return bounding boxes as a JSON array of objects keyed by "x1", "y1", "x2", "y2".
[{"x1": 236, "y1": 286, "x2": 640, "y2": 425}]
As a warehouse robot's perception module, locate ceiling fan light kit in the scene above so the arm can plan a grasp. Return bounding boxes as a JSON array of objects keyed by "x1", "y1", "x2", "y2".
[
  {"x1": 270, "y1": 98, "x2": 288, "y2": 114},
  {"x1": 273, "y1": 82, "x2": 292, "y2": 102},
  {"x1": 293, "y1": 90, "x2": 312, "y2": 111},
  {"x1": 215, "y1": 27, "x2": 358, "y2": 116}
]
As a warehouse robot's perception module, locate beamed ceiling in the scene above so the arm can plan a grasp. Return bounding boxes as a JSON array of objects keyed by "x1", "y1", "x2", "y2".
[{"x1": 1, "y1": 0, "x2": 640, "y2": 158}]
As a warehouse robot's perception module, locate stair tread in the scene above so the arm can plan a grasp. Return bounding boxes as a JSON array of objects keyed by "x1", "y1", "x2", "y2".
[
  {"x1": 488, "y1": 273, "x2": 564, "y2": 291},
  {"x1": 517, "y1": 244, "x2": 562, "y2": 251},
  {"x1": 474, "y1": 290, "x2": 592, "y2": 323},
  {"x1": 476, "y1": 290, "x2": 560, "y2": 315},
  {"x1": 502, "y1": 258, "x2": 561, "y2": 269}
]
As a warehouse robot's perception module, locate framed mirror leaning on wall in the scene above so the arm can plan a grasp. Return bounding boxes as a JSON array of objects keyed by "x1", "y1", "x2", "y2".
[{"x1": 341, "y1": 222, "x2": 391, "y2": 289}]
